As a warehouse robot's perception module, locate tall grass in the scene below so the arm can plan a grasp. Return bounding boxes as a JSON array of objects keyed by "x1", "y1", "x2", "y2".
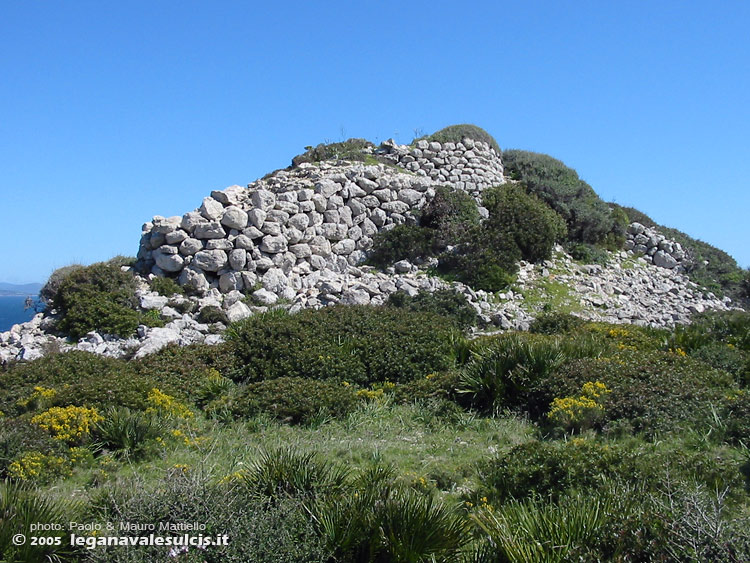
[
  {"x1": 1, "y1": 480, "x2": 81, "y2": 562},
  {"x1": 472, "y1": 493, "x2": 613, "y2": 563}
]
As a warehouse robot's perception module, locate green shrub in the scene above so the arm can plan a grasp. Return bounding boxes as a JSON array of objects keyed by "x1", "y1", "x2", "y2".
[
  {"x1": 580, "y1": 322, "x2": 669, "y2": 352},
  {"x1": 291, "y1": 138, "x2": 375, "y2": 167},
  {"x1": 419, "y1": 185, "x2": 481, "y2": 250},
  {"x1": 0, "y1": 351, "x2": 179, "y2": 413},
  {"x1": 723, "y1": 391, "x2": 750, "y2": 445},
  {"x1": 691, "y1": 342, "x2": 748, "y2": 382},
  {"x1": 368, "y1": 224, "x2": 434, "y2": 268},
  {"x1": 149, "y1": 275, "x2": 184, "y2": 296},
  {"x1": 0, "y1": 351, "x2": 134, "y2": 416},
  {"x1": 86, "y1": 468, "x2": 330, "y2": 562},
  {"x1": 433, "y1": 184, "x2": 566, "y2": 292},
  {"x1": 529, "y1": 312, "x2": 586, "y2": 335},
  {"x1": 421, "y1": 123, "x2": 501, "y2": 154},
  {"x1": 226, "y1": 377, "x2": 358, "y2": 424},
  {"x1": 386, "y1": 289, "x2": 478, "y2": 329},
  {"x1": 50, "y1": 371, "x2": 163, "y2": 412},
  {"x1": 91, "y1": 407, "x2": 167, "y2": 459},
  {"x1": 227, "y1": 305, "x2": 456, "y2": 385},
  {"x1": 566, "y1": 242, "x2": 610, "y2": 265},
  {"x1": 502, "y1": 150, "x2": 619, "y2": 245},
  {"x1": 457, "y1": 333, "x2": 604, "y2": 415},
  {"x1": 197, "y1": 305, "x2": 229, "y2": 325},
  {"x1": 0, "y1": 416, "x2": 65, "y2": 477},
  {"x1": 482, "y1": 183, "x2": 567, "y2": 263},
  {"x1": 671, "y1": 310, "x2": 750, "y2": 353},
  {"x1": 476, "y1": 438, "x2": 744, "y2": 503},
  {"x1": 604, "y1": 205, "x2": 629, "y2": 250},
  {"x1": 547, "y1": 350, "x2": 735, "y2": 436},
  {"x1": 39, "y1": 264, "x2": 84, "y2": 304},
  {"x1": 52, "y1": 262, "x2": 140, "y2": 339},
  {"x1": 436, "y1": 234, "x2": 519, "y2": 292},
  {"x1": 133, "y1": 343, "x2": 236, "y2": 392},
  {"x1": 392, "y1": 371, "x2": 460, "y2": 405}
]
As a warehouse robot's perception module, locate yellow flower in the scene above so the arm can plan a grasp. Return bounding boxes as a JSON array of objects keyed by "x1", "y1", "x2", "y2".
[
  {"x1": 8, "y1": 451, "x2": 71, "y2": 481},
  {"x1": 548, "y1": 381, "x2": 609, "y2": 431},
  {"x1": 31, "y1": 406, "x2": 103, "y2": 444},
  {"x1": 145, "y1": 388, "x2": 193, "y2": 419}
]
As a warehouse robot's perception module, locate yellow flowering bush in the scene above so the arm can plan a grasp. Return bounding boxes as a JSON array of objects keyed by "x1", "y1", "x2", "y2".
[
  {"x1": 548, "y1": 381, "x2": 610, "y2": 432},
  {"x1": 17, "y1": 385, "x2": 58, "y2": 411},
  {"x1": 145, "y1": 388, "x2": 194, "y2": 419},
  {"x1": 31, "y1": 405, "x2": 103, "y2": 444},
  {"x1": 7, "y1": 451, "x2": 71, "y2": 481}
]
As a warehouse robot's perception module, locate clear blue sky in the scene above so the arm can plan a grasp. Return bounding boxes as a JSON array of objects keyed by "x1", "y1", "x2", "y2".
[{"x1": 1, "y1": 1, "x2": 748, "y2": 284}]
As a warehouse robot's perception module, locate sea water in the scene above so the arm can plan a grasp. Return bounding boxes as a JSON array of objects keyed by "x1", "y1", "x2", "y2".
[{"x1": 0, "y1": 296, "x2": 40, "y2": 332}]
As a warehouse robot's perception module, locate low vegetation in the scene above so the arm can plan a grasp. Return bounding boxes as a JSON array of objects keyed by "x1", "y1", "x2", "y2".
[
  {"x1": 1, "y1": 304, "x2": 748, "y2": 561},
  {"x1": 417, "y1": 123, "x2": 501, "y2": 154}
]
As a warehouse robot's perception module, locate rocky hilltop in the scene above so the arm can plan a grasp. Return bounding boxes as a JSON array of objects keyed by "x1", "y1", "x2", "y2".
[{"x1": 0, "y1": 129, "x2": 743, "y2": 364}]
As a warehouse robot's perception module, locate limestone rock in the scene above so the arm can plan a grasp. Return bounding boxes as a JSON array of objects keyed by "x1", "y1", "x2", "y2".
[{"x1": 193, "y1": 249, "x2": 228, "y2": 272}]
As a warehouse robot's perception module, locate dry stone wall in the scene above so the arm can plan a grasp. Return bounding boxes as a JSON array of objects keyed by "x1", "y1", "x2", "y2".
[
  {"x1": 624, "y1": 222, "x2": 687, "y2": 270},
  {"x1": 376, "y1": 138, "x2": 504, "y2": 197},
  {"x1": 135, "y1": 138, "x2": 505, "y2": 299},
  {"x1": 136, "y1": 162, "x2": 446, "y2": 297}
]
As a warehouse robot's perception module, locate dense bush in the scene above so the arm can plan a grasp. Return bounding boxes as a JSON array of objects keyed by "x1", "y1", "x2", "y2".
[
  {"x1": 39, "y1": 264, "x2": 83, "y2": 304},
  {"x1": 476, "y1": 438, "x2": 744, "y2": 503},
  {"x1": 227, "y1": 306, "x2": 456, "y2": 385},
  {"x1": 457, "y1": 332, "x2": 605, "y2": 415},
  {"x1": 436, "y1": 240, "x2": 518, "y2": 292},
  {"x1": 566, "y1": 241, "x2": 610, "y2": 265},
  {"x1": 52, "y1": 262, "x2": 140, "y2": 339},
  {"x1": 87, "y1": 469, "x2": 330, "y2": 563},
  {"x1": 133, "y1": 343, "x2": 236, "y2": 391},
  {"x1": 0, "y1": 351, "x2": 134, "y2": 416},
  {"x1": 722, "y1": 391, "x2": 750, "y2": 446},
  {"x1": 392, "y1": 371, "x2": 461, "y2": 405},
  {"x1": 368, "y1": 183, "x2": 565, "y2": 293},
  {"x1": 419, "y1": 186, "x2": 481, "y2": 251},
  {"x1": 50, "y1": 373, "x2": 163, "y2": 412},
  {"x1": 386, "y1": 289, "x2": 478, "y2": 329},
  {"x1": 0, "y1": 416, "x2": 65, "y2": 477},
  {"x1": 547, "y1": 350, "x2": 735, "y2": 436},
  {"x1": 669, "y1": 311, "x2": 750, "y2": 384},
  {"x1": 529, "y1": 312, "x2": 586, "y2": 335},
  {"x1": 368, "y1": 224, "x2": 434, "y2": 268},
  {"x1": 482, "y1": 183, "x2": 567, "y2": 263},
  {"x1": 671, "y1": 310, "x2": 750, "y2": 353},
  {"x1": 224, "y1": 377, "x2": 358, "y2": 424},
  {"x1": 197, "y1": 305, "x2": 229, "y2": 325},
  {"x1": 149, "y1": 275, "x2": 184, "y2": 296},
  {"x1": 420, "y1": 123, "x2": 501, "y2": 154},
  {"x1": 579, "y1": 322, "x2": 669, "y2": 352},
  {"x1": 502, "y1": 150, "x2": 621, "y2": 245},
  {"x1": 430, "y1": 184, "x2": 565, "y2": 292}
]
